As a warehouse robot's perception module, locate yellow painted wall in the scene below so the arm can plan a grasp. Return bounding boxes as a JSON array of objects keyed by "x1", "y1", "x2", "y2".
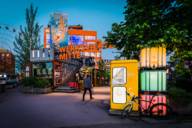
[{"x1": 110, "y1": 60, "x2": 139, "y2": 111}]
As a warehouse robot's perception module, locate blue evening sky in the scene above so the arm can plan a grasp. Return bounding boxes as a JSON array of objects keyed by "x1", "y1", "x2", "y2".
[{"x1": 0, "y1": 0, "x2": 126, "y2": 59}]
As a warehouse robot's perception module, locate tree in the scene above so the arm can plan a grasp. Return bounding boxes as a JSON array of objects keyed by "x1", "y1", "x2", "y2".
[
  {"x1": 14, "y1": 4, "x2": 41, "y2": 72},
  {"x1": 164, "y1": 0, "x2": 192, "y2": 82},
  {"x1": 105, "y1": 0, "x2": 192, "y2": 90},
  {"x1": 104, "y1": 0, "x2": 192, "y2": 59}
]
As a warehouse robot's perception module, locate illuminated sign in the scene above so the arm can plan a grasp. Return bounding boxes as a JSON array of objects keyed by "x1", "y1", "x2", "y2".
[{"x1": 113, "y1": 87, "x2": 126, "y2": 103}]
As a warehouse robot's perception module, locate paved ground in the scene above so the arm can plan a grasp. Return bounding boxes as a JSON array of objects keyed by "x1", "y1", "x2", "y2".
[{"x1": 0, "y1": 87, "x2": 192, "y2": 128}]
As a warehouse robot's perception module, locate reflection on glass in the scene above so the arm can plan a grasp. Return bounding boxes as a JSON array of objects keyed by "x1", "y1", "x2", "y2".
[{"x1": 112, "y1": 67, "x2": 126, "y2": 85}]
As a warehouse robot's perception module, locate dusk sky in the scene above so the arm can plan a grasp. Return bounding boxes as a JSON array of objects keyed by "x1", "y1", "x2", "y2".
[{"x1": 0, "y1": 0, "x2": 126, "y2": 59}]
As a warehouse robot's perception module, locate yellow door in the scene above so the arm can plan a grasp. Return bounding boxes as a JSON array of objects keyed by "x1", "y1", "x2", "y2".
[{"x1": 110, "y1": 60, "x2": 139, "y2": 111}]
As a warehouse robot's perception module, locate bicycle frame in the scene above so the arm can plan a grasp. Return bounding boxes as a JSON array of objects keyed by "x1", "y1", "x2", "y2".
[{"x1": 125, "y1": 92, "x2": 163, "y2": 115}]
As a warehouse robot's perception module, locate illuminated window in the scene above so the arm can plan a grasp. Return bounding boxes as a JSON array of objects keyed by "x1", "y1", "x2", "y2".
[
  {"x1": 84, "y1": 52, "x2": 90, "y2": 57},
  {"x1": 97, "y1": 53, "x2": 101, "y2": 57},
  {"x1": 91, "y1": 52, "x2": 95, "y2": 57},
  {"x1": 87, "y1": 42, "x2": 96, "y2": 45},
  {"x1": 85, "y1": 36, "x2": 96, "y2": 40},
  {"x1": 32, "y1": 50, "x2": 35, "y2": 58},
  {"x1": 37, "y1": 50, "x2": 40, "y2": 58},
  {"x1": 42, "y1": 49, "x2": 45, "y2": 58},
  {"x1": 70, "y1": 35, "x2": 84, "y2": 45}
]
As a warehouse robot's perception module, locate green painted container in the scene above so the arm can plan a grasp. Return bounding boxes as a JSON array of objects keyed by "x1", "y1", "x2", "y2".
[{"x1": 140, "y1": 70, "x2": 166, "y2": 92}]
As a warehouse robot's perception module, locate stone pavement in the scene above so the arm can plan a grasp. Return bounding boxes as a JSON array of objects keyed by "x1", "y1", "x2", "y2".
[{"x1": 0, "y1": 87, "x2": 192, "y2": 128}]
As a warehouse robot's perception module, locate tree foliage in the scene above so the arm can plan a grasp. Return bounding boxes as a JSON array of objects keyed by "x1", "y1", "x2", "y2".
[
  {"x1": 104, "y1": 0, "x2": 192, "y2": 60},
  {"x1": 14, "y1": 4, "x2": 41, "y2": 72}
]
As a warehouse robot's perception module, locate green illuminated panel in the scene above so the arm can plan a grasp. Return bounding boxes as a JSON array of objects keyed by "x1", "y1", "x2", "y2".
[{"x1": 140, "y1": 70, "x2": 166, "y2": 91}]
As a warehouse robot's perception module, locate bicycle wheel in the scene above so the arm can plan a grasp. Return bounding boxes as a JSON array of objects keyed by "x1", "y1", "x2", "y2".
[
  {"x1": 121, "y1": 103, "x2": 133, "y2": 119},
  {"x1": 149, "y1": 103, "x2": 173, "y2": 118}
]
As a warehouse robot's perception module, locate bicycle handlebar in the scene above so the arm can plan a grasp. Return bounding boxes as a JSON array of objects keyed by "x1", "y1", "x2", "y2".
[{"x1": 126, "y1": 91, "x2": 139, "y2": 102}]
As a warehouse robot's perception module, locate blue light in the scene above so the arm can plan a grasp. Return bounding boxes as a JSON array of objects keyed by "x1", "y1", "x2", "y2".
[{"x1": 70, "y1": 36, "x2": 83, "y2": 45}]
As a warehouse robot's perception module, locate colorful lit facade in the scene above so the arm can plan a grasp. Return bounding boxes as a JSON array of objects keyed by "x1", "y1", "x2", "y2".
[
  {"x1": 44, "y1": 13, "x2": 68, "y2": 48},
  {"x1": 44, "y1": 14, "x2": 102, "y2": 69},
  {"x1": 67, "y1": 27, "x2": 102, "y2": 66}
]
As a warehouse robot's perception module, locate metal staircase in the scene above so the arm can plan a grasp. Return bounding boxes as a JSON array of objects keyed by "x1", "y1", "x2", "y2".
[{"x1": 54, "y1": 59, "x2": 83, "y2": 92}]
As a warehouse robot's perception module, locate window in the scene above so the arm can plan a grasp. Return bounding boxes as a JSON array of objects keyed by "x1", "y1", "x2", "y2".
[
  {"x1": 85, "y1": 36, "x2": 96, "y2": 40},
  {"x1": 112, "y1": 67, "x2": 126, "y2": 85},
  {"x1": 37, "y1": 50, "x2": 40, "y2": 58},
  {"x1": 113, "y1": 87, "x2": 126, "y2": 103},
  {"x1": 87, "y1": 42, "x2": 96, "y2": 45},
  {"x1": 70, "y1": 35, "x2": 84, "y2": 45},
  {"x1": 97, "y1": 53, "x2": 101, "y2": 57},
  {"x1": 32, "y1": 50, "x2": 35, "y2": 58}
]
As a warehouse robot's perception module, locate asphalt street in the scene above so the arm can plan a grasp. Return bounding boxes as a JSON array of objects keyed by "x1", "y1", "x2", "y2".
[{"x1": 0, "y1": 87, "x2": 191, "y2": 128}]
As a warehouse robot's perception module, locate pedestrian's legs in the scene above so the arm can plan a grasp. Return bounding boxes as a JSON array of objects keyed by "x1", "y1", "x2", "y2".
[
  {"x1": 88, "y1": 88, "x2": 93, "y2": 99},
  {"x1": 82, "y1": 88, "x2": 87, "y2": 101}
]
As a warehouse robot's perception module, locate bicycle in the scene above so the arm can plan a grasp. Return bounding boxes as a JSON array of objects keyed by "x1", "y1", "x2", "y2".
[{"x1": 121, "y1": 91, "x2": 173, "y2": 119}]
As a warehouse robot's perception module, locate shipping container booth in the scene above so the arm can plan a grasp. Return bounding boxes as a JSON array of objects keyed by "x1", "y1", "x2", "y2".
[
  {"x1": 140, "y1": 70, "x2": 166, "y2": 92},
  {"x1": 139, "y1": 47, "x2": 168, "y2": 116},
  {"x1": 140, "y1": 94, "x2": 167, "y2": 115},
  {"x1": 140, "y1": 47, "x2": 166, "y2": 68},
  {"x1": 32, "y1": 62, "x2": 53, "y2": 84},
  {"x1": 30, "y1": 48, "x2": 54, "y2": 86},
  {"x1": 110, "y1": 60, "x2": 139, "y2": 113}
]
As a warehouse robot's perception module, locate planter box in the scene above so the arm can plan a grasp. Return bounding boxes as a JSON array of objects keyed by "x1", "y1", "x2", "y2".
[{"x1": 20, "y1": 86, "x2": 52, "y2": 94}]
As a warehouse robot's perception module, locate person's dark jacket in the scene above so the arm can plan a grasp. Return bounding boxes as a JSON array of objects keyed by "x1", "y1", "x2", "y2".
[{"x1": 84, "y1": 76, "x2": 92, "y2": 89}]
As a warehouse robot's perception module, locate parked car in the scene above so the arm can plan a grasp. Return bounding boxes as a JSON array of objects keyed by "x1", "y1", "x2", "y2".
[{"x1": 6, "y1": 75, "x2": 18, "y2": 88}]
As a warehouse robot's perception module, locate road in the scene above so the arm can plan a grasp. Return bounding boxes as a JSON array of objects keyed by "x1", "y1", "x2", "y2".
[{"x1": 0, "y1": 87, "x2": 191, "y2": 128}]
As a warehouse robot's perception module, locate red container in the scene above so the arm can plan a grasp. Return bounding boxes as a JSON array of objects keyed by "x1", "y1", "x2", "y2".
[
  {"x1": 68, "y1": 82, "x2": 79, "y2": 89},
  {"x1": 140, "y1": 94, "x2": 167, "y2": 115}
]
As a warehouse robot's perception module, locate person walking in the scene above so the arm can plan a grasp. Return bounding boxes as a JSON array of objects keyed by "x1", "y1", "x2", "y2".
[{"x1": 82, "y1": 73, "x2": 93, "y2": 101}]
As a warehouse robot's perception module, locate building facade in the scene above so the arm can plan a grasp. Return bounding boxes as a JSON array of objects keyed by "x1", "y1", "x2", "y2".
[
  {"x1": 0, "y1": 48, "x2": 15, "y2": 76},
  {"x1": 43, "y1": 13, "x2": 102, "y2": 69}
]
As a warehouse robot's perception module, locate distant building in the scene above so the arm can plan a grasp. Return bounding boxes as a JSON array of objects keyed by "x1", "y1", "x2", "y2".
[
  {"x1": 0, "y1": 48, "x2": 15, "y2": 76},
  {"x1": 43, "y1": 13, "x2": 102, "y2": 69}
]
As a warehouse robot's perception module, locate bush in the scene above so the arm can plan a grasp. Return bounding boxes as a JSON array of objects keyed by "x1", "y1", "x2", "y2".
[
  {"x1": 175, "y1": 78, "x2": 192, "y2": 92},
  {"x1": 21, "y1": 77, "x2": 50, "y2": 88},
  {"x1": 168, "y1": 86, "x2": 192, "y2": 105}
]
